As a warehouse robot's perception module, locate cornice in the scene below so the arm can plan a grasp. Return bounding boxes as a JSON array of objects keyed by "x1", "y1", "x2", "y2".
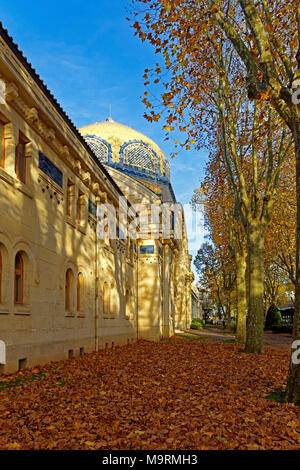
[
  {"x1": 3, "y1": 76, "x2": 124, "y2": 203},
  {"x1": 0, "y1": 25, "x2": 129, "y2": 208}
]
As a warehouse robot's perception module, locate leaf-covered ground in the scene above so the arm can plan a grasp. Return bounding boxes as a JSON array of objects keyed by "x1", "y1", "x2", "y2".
[{"x1": 0, "y1": 339, "x2": 299, "y2": 450}]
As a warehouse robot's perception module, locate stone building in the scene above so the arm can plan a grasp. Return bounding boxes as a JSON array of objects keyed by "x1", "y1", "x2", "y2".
[
  {"x1": 0, "y1": 23, "x2": 194, "y2": 374},
  {"x1": 191, "y1": 284, "x2": 202, "y2": 320}
]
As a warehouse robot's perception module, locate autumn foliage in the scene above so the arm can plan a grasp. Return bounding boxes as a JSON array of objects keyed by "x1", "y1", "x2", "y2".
[
  {"x1": 0, "y1": 339, "x2": 299, "y2": 450},
  {"x1": 130, "y1": 0, "x2": 300, "y2": 402}
]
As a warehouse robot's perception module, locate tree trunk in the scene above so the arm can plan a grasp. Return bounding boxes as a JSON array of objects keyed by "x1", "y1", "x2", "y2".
[
  {"x1": 245, "y1": 221, "x2": 265, "y2": 353},
  {"x1": 225, "y1": 301, "x2": 231, "y2": 328},
  {"x1": 217, "y1": 304, "x2": 222, "y2": 323},
  {"x1": 285, "y1": 128, "x2": 300, "y2": 404},
  {"x1": 236, "y1": 250, "x2": 247, "y2": 343}
]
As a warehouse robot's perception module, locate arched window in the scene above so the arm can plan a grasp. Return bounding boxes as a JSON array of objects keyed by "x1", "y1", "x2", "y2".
[
  {"x1": 0, "y1": 244, "x2": 9, "y2": 307},
  {"x1": 65, "y1": 269, "x2": 74, "y2": 311},
  {"x1": 15, "y1": 252, "x2": 23, "y2": 304},
  {"x1": 77, "y1": 273, "x2": 83, "y2": 311}
]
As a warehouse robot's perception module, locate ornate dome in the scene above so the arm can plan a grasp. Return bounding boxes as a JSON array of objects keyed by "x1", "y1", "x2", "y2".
[{"x1": 79, "y1": 118, "x2": 170, "y2": 182}]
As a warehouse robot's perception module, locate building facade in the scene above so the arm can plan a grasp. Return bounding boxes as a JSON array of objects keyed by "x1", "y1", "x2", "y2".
[
  {"x1": 0, "y1": 24, "x2": 194, "y2": 374},
  {"x1": 191, "y1": 284, "x2": 202, "y2": 320}
]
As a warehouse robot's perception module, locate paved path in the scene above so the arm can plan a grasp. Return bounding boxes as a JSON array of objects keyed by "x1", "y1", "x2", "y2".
[
  {"x1": 185, "y1": 328, "x2": 234, "y2": 341},
  {"x1": 183, "y1": 327, "x2": 292, "y2": 351},
  {"x1": 263, "y1": 331, "x2": 292, "y2": 351}
]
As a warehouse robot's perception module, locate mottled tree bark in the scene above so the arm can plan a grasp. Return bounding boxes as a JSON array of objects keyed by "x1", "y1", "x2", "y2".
[
  {"x1": 225, "y1": 301, "x2": 231, "y2": 329},
  {"x1": 235, "y1": 250, "x2": 247, "y2": 343},
  {"x1": 285, "y1": 128, "x2": 300, "y2": 403},
  {"x1": 245, "y1": 222, "x2": 265, "y2": 354}
]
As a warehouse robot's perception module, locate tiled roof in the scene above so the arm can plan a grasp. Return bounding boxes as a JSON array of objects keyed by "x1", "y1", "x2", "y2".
[{"x1": 0, "y1": 22, "x2": 126, "y2": 199}]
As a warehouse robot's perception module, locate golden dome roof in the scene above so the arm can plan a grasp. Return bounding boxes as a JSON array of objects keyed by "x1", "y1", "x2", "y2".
[{"x1": 79, "y1": 118, "x2": 170, "y2": 181}]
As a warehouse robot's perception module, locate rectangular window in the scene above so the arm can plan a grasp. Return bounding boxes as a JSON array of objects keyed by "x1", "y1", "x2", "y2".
[
  {"x1": 77, "y1": 198, "x2": 81, "y2": 224},
  {"x1": 116, "y1": 225, "x2": 125, "y2": 240},
  {"x1": 0, "y1": 122, "x2": 5, "y2": 168},
  {"x1": 88, "y1": 199, "x2": 97, "y2": 218},
  {"x1": 171, "y1": 212, "x2": 175, "y2": 230},
  {"x1": 15, "y1": 138, "x2": 26, "y2": 183},
  {"x1": 15, "y1": 273, "x2": 22, "y2": 303},
  {"x1": 38, "y1": 151, "x2": 63, "y2": 187},
  {"x1": 140, "y1": 245, "x2": 155, "y2": 254},
  {"x1": 77, "y1": 191, "x2": 84, "y2": 225}
]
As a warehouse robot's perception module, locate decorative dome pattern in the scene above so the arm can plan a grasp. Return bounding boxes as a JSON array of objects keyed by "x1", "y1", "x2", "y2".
[
  {"x1": 79, "y1": 119, "x2": 170, "y2": 182},
  {"x1": 120, "y1": 140, "x2": 160, "y2": 173},
  {"x1": 84, "y1": 135, "x2": 112, "y2": 163}
]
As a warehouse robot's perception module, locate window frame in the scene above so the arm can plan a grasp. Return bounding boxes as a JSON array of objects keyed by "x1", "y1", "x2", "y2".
[
  {"x1": 77, "y1": 273, "x2": 83, "y2": 311},
  {"x1": 67, "y1": 184, "x2": 71, "y2": 217},
  {"x1": 77, "y1": 197, "x2": 81, "y2": 225},
  {"x1": 66, "y1": 181, "x2": 74, "y2": 217},
  {"x1": 15, "y1": 137, "x2": 26, "y2": 183},
  {"x1": 65, "y1": 269, "x2": 72, "y2": 311},
  {"x1": 77, "y1": 192, "x2": 84, "y2": 226},
  {"x1": 14, "y1": 252, "x2": 24, "y2": 305}
]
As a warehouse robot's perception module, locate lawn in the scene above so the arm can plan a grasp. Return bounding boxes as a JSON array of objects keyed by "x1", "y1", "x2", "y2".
[{"x1": 0, "y1": 339, "x2": 299, "y2": 450}]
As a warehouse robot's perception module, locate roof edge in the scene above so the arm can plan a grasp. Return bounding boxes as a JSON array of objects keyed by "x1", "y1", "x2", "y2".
[{"x1": 0, "y1": 22, "x2": 126, "y2": 201}]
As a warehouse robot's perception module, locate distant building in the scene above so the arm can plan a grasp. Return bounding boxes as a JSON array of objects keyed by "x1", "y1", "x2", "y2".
[
  {"x1": 0, "y1": 24, "x2": 194, "y2": 373},
  {"x1": 278, "y1": 306, "x2": 294, "y2": 325},
  {"x1": 191, "y1": 284, "x2": 202, "y2": 320}
]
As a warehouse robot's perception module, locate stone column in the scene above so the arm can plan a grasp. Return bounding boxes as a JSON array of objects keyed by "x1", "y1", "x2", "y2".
[
  {"x1": 162, "y1": 242, "x2": 171, "y2": 339},
  {"x1": 78, "y1": 193, "x2": 88, "y2": 232},
  {"x1": 66, "y1": 182, "x2": 76, "y2": 223},
  {"x1": 185, "y1": 273, "x2": 194, "y2": 330},
  {"x1": 173, "y1": 248, "x2": 179, "y2": 330},
  {"x1": 3, "y1": 122, "x2": 18, "y2": 176}
]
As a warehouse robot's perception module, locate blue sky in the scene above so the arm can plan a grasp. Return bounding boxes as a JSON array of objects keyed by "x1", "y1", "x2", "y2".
[{"x1": 1, "y1": 0, "x2": 208, "y2": 277}]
